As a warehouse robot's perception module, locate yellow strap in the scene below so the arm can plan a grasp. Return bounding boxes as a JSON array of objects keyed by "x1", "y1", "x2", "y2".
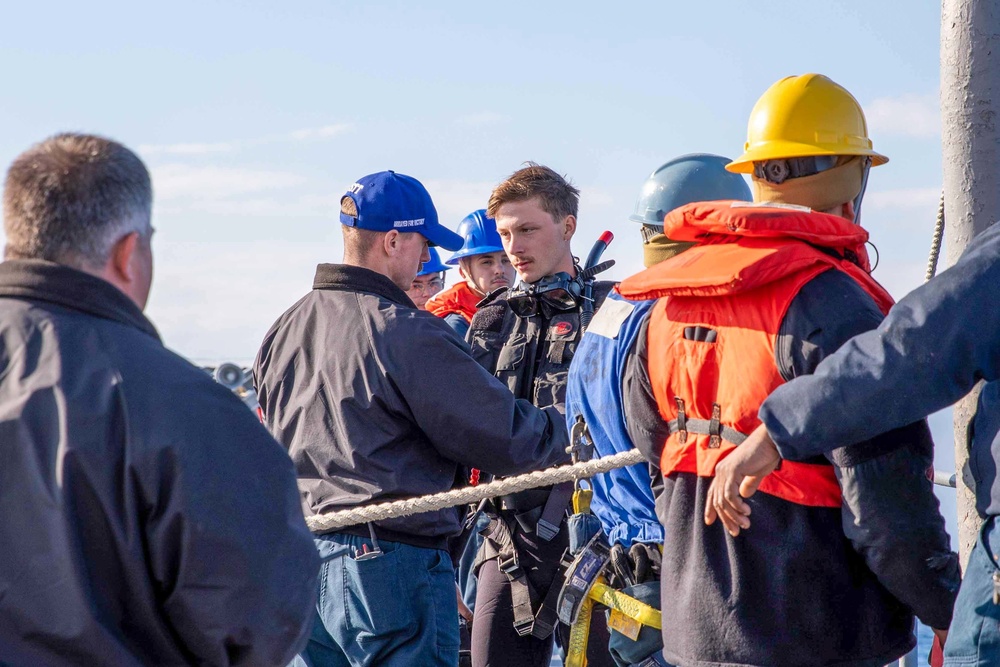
[
  {"x1": 564, "y1": 596, "x2": 594, "y2": 667},
  {"x1": 589, "y1": 580, "x2": 662, "y2": 630}
]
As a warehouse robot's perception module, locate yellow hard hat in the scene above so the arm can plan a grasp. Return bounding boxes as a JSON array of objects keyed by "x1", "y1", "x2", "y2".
[{"x1": 727, "y1": 74, "x2": 888, "y2": 174}]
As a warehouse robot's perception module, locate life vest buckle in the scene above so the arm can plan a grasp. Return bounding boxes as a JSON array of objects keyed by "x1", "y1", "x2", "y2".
[
  {"x1": 708, "y1": 403, "x2": 722, "y2": 449},
  {"x1": 674, "y1": 397, "x2": 688, "y2": 444}
]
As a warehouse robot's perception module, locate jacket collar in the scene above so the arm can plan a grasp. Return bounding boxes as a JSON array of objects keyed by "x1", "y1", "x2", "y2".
[
  {"x1": 0, "y1": 259, "x2": 160, "y2": 340},
  {"x1": 313, "y1": 263, "x2": 416, "y2": 308}
]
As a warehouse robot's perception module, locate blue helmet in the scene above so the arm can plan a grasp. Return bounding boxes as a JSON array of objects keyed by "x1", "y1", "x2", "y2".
[
  {"x1": 445, "y1": 209, "x2": 506, "y2": 265},
  {"x1": 417, "y1": 247, "x2": 450, "y2": 276},
  {"x1": 629, "y1": 154, "x2": 752, "y2": 228}
]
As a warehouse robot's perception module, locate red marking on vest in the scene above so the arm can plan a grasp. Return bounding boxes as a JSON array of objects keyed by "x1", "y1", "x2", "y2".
[{"x1": 553, "y1": 321, "x2": 573, "y2": 336}]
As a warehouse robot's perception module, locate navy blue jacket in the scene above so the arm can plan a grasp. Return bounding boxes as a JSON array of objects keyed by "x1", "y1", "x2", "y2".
[
  {"x1": 0, "y1": 260, "x2": 319, "y2": 666},
  {"x1": 255, "y1": 264, "x2": 568, "y2": 546},
  {"x1": 761, "y1": 221, "x2": 1000, "y2": 517}
]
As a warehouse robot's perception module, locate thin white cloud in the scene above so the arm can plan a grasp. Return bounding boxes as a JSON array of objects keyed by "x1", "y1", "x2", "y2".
[
  {"x1": 288, "y1": 124, "x2": 353, "y2": 141},
  {"x1": 866, "y1": 93, "x2": 940, "y2": 138},
  {"x1": 138, "y1": 142, "x2": 235, "y2": 156},
  {"x1": 866, "y1": 187, "x2": 941, "y2": 210},
  {"x1": 140, "y1": 123, "x2": 353, "y2": 158},
  {"x1": 183, "y1": 193, "x2": 340, "y2": 218},
  {"x1": 152, "y1": 164, "x2": 306, "y2": 201},
  {"x1": 423, "y1": 179, "x2": 495, "y2": 226},
  {"x1": 457, "y1": 112, "x2": 510, "y2": 127}
]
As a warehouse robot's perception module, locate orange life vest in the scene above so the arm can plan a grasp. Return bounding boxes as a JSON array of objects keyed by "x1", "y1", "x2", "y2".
[
  {"x1": 426, "y1": 281, "x2": 482, "y2": 323},
  {"x1": 619, "y1": 201, "x2": 895, "y2": 508}
]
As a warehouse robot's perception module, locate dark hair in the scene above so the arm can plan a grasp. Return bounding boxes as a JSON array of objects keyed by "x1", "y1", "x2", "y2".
[
  {"x1": 487, "y1": 163, "x2": 579, "y2": 223},
  {"x1": 3, "y1": 133, "x2": 152, "y2": 267}
]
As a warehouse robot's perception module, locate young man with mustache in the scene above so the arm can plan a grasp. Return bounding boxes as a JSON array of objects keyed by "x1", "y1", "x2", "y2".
[{"x1": 466, "y1": 164, "x2": 615, "y2": 667}]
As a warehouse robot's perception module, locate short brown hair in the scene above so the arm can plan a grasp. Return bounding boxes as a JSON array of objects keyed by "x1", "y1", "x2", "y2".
[
  {"x1": 341, "y1": 196, "x2": 380, "y2": 258},
  {"x1": 3, "y1": 133, "x2": 152, "y2": 267},
  {"x1": 487, "y1": 163, "x2": 579, "y2": 223}
]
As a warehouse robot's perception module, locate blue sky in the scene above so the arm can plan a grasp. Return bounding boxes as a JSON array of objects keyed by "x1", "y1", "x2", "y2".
[{"x1": 0, "y1": 2, "x2": 959, "y2": 534}]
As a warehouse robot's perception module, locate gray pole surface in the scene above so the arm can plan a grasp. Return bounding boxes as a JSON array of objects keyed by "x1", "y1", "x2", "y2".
[{"x1": 940, "y1": 0, "x2": 1000, "y2": 566}]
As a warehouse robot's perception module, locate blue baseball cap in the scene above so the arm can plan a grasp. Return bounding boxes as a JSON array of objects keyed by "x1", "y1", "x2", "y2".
[{"x1": 340, "y1": 170, "x2": 464, "y2": 251}]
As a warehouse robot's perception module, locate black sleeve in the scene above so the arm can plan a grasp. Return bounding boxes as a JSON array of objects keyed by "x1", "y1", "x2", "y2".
[
  {"x1": 776, "y1": 268, "x2": 884, "y2": 382},
  {"x1": 781, "y1": 268, "x2": 960, "y2": 630},
  {"x1": 466, "y1": 300, "x2": 509, "y2": 373},
  {"x1": 386, "y1": 312, "x2": 570, "y2": 476},
  {"x1": 622, "y1": 313, "x2": 671, "y2": 467},
  {"x1": 143, "y1": 374, "x2": 320, "y2": 665}
]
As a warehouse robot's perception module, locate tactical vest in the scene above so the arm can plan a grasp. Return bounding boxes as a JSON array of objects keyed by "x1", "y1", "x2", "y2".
[
  {"x1": 619, "y1": 201, "x2": 894, "y2": 508},
  {"x1": 468, "y1": 279, "x2": 615, "y2": 641},
  {"x1": 469, "y1": 281, "x2": 615, "y2": 413},
  {"x1": 426, "y1": 281, "x2": 482, "y2": 324}
]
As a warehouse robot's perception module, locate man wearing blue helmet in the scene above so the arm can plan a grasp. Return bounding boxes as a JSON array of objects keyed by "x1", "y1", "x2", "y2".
[
  {"x1": 408, "y1": 246, "x2": 450, "y2": 309},
  {"x1": 564, "y1": 154, "x2": 752, "y2": 667},
  {"x1": 254, "y1": 170, "x2": 571, "y2": 667},
  {"x1": 427, "y1": 209, "x2": 515, "y2": 337}
]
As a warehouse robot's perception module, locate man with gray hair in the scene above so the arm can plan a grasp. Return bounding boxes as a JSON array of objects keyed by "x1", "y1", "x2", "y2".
[{"x1": 0, "y1": 133, "x2": 319, "y2": 666}]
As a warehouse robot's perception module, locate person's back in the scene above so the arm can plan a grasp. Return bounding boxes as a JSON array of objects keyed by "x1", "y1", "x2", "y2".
[
  {"x1": 0, "y1": 134, "x2": 318, "y2": 666},
  {"x1": 618, "y1": 75, "x2": 958, "y2": 666},
  {"x1": 565, "y1": 154, "x2": 753, "y2": 666}
]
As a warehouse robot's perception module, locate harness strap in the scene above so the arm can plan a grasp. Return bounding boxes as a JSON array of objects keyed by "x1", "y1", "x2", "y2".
[
  {"x1": 537, "y1": 482, "x2": 573, "y2": 541},
  {"x1": 477, "y1": 512, "x2": 567, "y2": 639}
]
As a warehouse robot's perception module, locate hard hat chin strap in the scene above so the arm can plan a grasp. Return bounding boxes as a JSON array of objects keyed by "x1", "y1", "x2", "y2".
[{"x1": 852, "y1": 157, "x2": 873, "y2": 226}]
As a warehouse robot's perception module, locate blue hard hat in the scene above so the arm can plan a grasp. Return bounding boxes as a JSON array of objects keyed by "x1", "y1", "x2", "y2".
[
  {"x1": 629, "y1": 154, "x2": 752, "y2": 227},
  {"x1": 417, "y1": 247, "x2": 451, "y2": 276},
  {"x1": 445, "y1": 209, "x2": 506, "y2": 265}
]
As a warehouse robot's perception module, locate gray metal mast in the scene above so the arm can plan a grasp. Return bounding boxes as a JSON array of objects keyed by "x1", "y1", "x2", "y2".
[{"x1": 940, "y1": 0, "x2": 1000, "y2": 565}]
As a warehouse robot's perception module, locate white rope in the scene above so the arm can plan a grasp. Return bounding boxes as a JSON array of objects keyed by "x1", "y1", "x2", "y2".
[
  {"x1": 306, "y1": 449, "x2": 646, "y2": 533},
  {"x1": 925, "y1": 190, "x2": 945, "y2": 282}
]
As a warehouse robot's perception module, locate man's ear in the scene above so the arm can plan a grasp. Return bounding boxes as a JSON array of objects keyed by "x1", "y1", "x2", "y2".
[
  {"x1": 562, "y1": 214, "x2": 577, "y2": 240},
  {"x1": 109, "y1": 232, "x2": 140, "y2": 282},
  {"x1": 842, "y1": 200, "x2": 857, "y2": 223},
  {"x1": 383, "y1": 229, "x2": 401, "y2": 257}
]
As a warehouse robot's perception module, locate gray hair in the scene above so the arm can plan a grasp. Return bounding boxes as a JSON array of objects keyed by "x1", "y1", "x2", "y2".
[{"x1": 2, "y1": 133, "x2": 152, "y2": 268}]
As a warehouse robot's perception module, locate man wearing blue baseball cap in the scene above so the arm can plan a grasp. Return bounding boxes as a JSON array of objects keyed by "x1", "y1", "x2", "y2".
[{"x1": 254, "y1": 170, "x2": 571, "y2": 667}]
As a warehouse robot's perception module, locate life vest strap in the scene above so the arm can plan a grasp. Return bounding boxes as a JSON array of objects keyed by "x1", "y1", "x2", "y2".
[{"x1": 665, "y1": 416, "x2": 749, "y2": 449}]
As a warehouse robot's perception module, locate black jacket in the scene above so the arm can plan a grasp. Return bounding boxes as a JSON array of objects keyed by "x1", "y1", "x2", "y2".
[
  {"x1": 253, "y1": 264, "x2": 568, "y2": 546},
  {"x1": 624, "y1": 269, "x2": 958, "y2": 667},
  {"x1": 0, "y1": 260, "x2": 319, "y2": 666}
]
